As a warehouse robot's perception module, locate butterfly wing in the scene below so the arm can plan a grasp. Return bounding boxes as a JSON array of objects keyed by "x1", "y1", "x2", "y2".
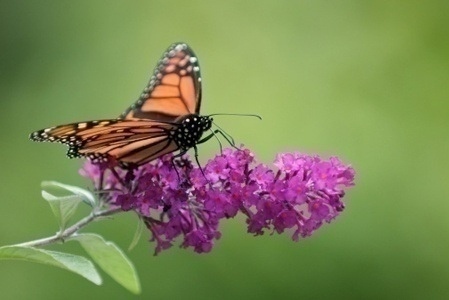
[
  {"x1": 30, "y1": 119, "x2": 179, "y2": 165},
  {"x1": 121, "y1": 42, "x2": 202, "y2": 121},
  {"x1": 30, "y1": 43, "x2": 205, "y2": 166}
]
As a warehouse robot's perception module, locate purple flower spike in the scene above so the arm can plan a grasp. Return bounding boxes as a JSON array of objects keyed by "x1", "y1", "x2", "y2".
[{"x1": 80, "y1": 148, "x2": 355, "y2": 254}]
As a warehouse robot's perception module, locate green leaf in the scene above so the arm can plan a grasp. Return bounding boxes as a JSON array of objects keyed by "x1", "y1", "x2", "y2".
[
  {"x1": 41, "y1": 190, "x2": 83, "y2": 231},
  {"x1": 42, "y1": 181, "x2": 96, "y2": 207},
  {"x1": 0, "y1": 245, "x2": 102, "y2": 285},
  {"x1": 128, "y1": 217, "x2": 144, "y2": 251},
  {"x1": 71, "y1": 233, "x2": 141, "y2": 294}
]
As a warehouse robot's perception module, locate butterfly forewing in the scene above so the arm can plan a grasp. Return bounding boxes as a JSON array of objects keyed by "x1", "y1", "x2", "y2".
[
  {"x1": 30, "y1": 119, "x2": 180, "y2": 165},
  {"x1": 121, "y1": 43, "x2": 202, "y2": 121}
]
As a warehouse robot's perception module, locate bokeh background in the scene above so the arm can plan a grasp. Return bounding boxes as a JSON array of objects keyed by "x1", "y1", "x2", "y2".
[{"x1": 1, "y1": 1, "x2": 448, "y2": 299}]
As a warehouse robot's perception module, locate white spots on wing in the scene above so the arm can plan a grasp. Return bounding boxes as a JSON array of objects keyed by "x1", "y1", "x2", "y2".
[
  {"x1": 175, "y1": 44, "x2": 186, "y2": 52},
  {"x1": 165, "y1": 64, "x2": 176, "y2": 73}
]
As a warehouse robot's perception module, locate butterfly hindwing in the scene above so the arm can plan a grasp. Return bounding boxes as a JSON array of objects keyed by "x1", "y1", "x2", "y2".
[{"x1": 121, "y1": 43, "x2": 202, "y2": 121}]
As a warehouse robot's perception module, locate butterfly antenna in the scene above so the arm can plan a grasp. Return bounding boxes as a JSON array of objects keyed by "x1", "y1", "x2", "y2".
[
  {"x1": 207, "y1": 113, "x2": 261, "y2": 150},
  {"x1": 208, "y1": 113, "x2": 262, "y2": 120}
]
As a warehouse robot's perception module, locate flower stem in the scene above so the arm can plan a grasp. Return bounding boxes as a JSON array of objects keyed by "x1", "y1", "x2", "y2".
[{"x1": 15, "y1": 207, "x2": 122, "y2": 248}]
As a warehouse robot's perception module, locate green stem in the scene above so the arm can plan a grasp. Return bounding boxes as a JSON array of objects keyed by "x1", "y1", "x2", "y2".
[{"x1": 15, "y1": 207, "x2": 122, "y2": 248}]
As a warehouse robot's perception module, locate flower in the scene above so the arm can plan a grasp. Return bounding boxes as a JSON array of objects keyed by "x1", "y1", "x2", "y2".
[{"x1": 80, "y1": 148, "x2": 355, "y2": 255}]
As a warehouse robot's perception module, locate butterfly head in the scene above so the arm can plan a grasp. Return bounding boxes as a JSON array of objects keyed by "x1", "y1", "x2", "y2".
[{"x1": 172, "y1": 114, "x2": 212, "y2": 150}]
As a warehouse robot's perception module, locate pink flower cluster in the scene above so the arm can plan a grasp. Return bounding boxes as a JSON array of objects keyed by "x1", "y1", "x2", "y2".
[{"x1": 80, "y1": 148, "x2": 355, "y2": 255}]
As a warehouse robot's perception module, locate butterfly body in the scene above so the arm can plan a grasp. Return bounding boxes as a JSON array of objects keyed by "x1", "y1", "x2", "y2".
[
  {"x1": 30, "y1": 42, "x2": 212, "y2": 166},
  {"x1": 171, "y1": 114, "x2": 212, "y2": 151}
]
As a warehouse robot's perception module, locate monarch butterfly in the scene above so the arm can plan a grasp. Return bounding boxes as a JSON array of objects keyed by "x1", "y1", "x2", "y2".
[{"x1": 30, "y1": 43, "x2": 218, "y2": 167}]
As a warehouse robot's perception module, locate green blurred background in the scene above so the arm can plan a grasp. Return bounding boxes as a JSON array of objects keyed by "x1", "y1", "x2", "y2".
[{"x1": 1, "y1": 1, "x2": 448, "y2": 299}]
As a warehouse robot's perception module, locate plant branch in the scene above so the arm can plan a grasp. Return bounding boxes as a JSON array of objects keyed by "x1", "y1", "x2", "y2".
[{"x1": 15, "y1": 207, "x2": 123, "y2": 248}]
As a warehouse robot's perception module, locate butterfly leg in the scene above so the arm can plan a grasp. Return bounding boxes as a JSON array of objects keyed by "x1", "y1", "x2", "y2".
[
  {"x1": 170, "y1": 150, "x2": 199, "y2": 185},
  {"x1": 198, "y1": 129, "x2": 239, "y2": 154},
  {"x1": 109, "y1": 166, "x2": 129, "y2": 190},
  {"x1": 90, "y1": 164, "x2": 130, "y2": 204},
  {"x1": 170, "y1": 152, "x2": 185, "y2": 182},
  {"x1": 209, "y1": 122, "x2": 236, "y2": 147},
  {"x1": 192, "y1": 145, "x2": 208, "y2": 181}
]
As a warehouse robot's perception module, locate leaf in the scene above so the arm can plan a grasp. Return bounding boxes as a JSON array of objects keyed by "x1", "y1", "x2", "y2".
[
  {"x1": 41, "y1": 190, "x2": 83, "y2": 231},
  {"x1": 128, "y1": 216, "x2": 144, "y2": 251},
  {"x1": 0, "y1": 245, "x2": 101, "y2": 285},
  {"x1": 71, "y1": 233, "x2": 141, "y2": 294},
  {"x1": 42, "y1": 181, "x2": 96, "y2": 207}
]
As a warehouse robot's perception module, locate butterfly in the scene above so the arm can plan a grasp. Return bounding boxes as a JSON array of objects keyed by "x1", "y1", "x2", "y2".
[{"x1": 30, "y1": 43, "x2": 220, "y2": 167}]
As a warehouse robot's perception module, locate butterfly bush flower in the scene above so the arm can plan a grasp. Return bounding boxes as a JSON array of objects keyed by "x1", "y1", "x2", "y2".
[{"x1": 80, "y1": 148, "x2": 355, "y2": 255}]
